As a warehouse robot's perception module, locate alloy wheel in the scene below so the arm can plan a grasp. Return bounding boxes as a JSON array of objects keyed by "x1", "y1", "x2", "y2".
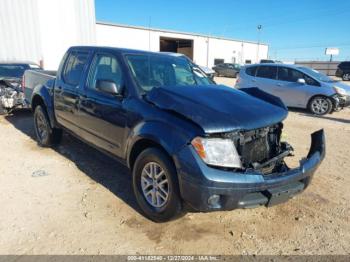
[
  {"x1": 35, "y1": 110, "x2": 48, "y2": 142},
  {"x1": 141, "y1": 162, "x2": 169, "y2": 208},
  {"x1": 311, "y1": 98, "x2": 329, "y2": 115}
]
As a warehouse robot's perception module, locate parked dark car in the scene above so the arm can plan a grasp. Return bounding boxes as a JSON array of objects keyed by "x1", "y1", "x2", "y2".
[
  {"x1": 336, "y1": 61, "x2": 350, "y2": 81},
  {"x1": 260, "y1": 59, "x2": 275, "y2": 64},
  {"x1": 0, "y1": 61, "x2": 42, "y2": 113},
  {"x1": 212, "y1": 63, "x2": 240, "y2": 78},
  {"x1": 260, "y1": 59, "x2": 283, "y2": 64},
  {"x1": 24, "y1": 46, "x2": 325, "y2": 222}
]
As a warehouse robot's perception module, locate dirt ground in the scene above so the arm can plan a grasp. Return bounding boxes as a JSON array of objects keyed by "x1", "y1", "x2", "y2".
[{"x1": 0, "y1": 78, "x2": 349, "y2": 255}]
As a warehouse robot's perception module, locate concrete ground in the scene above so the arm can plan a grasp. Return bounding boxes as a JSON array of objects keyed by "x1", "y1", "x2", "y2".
[{"x1": 0, "y1": 78, "x2": 349, "y2": 255}]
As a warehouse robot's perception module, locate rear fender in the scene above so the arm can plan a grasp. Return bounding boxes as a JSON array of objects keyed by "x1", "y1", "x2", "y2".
[{"x1": 31, "y1": 80, "x2": 56, "y2": 128}]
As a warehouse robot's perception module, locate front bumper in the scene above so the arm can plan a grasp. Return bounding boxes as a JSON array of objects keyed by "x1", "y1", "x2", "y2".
[
  {"x1": 339, "y1": 95, "x2": 350, "y2": 108},
  {"x1": 175, "y1": 129, "x2": 325, "y2": 211}
]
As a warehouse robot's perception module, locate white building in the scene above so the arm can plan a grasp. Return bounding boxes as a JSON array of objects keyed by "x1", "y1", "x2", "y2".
[
  {"x1": 0, "y1": 0, "x2": 96, "y2": 70},
  {"x1": 0, "y1": 0, "x2": 268, "y2": 70},
  {"x1": 96, "y1": 22, "x2": 268, "y2": 69}
]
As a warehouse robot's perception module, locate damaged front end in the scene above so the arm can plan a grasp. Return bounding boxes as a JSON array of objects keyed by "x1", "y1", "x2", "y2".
[
  {"x1": 223, "y1": 123, "x2": 293, "y2": 175},
  {"x1": 196, "y1": 123, "x2": 325, "y2": 178},
  {"x1": 0, "y1": 79, "x2": 28, "y2": 113},
  {"x1": 179, "y1": 128, "x2": 325, "y2": 211}
]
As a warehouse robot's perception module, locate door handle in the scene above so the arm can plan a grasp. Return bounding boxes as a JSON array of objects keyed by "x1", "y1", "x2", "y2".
[
  {"x1": 252, "y1": 79, "x2": 257, "y2": 82},
  {"x1": 277, "y1": 83, "x2": 283, "y2": 86}
]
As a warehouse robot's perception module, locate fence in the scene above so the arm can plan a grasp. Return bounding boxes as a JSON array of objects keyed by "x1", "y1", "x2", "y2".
[{"x1": 294, "y1": 61, "x2": 340, "y2": 76}]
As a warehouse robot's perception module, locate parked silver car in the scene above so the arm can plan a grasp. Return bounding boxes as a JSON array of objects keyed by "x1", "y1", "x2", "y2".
[{"x1": 236, "y1": 63, "x2": 350, "y2": 115}]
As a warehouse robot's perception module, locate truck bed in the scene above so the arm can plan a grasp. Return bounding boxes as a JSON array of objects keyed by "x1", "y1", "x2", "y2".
[{"x1": 24, "y1": 70, "x2": 56, "y2": 106}]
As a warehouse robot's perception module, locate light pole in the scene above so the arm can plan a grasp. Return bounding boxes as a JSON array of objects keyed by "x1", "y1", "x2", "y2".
[{"x1": 256, "y1": 25, "x2": 262, "y2": 63}]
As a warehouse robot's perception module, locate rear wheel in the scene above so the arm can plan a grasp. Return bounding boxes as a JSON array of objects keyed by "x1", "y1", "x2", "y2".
[
  {"x1": 34, "y1": 105, "x2": 62, "y2": 147},
  {"x1": 132, "y1": 148, "x2": 182, "y2": 222},
  {"x1": 308, "y1": 96, "x2": 333, "y2": 115},
  {"x1": 342, "y1": 73, "x2": 350, "y2": 81}
]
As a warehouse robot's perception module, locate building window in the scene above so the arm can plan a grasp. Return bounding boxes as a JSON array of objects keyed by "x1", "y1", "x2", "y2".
[{"x1": 245, "y1": 60, "x2": 252, "y2": 64}]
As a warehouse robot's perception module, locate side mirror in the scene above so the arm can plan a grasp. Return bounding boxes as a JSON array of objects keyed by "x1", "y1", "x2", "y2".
[
  {"x1": 297, "y1": 78, "x2": 306, "y2": 84},
  {"x1": 96, "y1": 80, "x2": 121, "y2": 95}
]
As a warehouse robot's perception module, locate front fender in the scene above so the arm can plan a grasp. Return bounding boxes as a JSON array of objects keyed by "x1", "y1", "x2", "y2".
[{"x1": 125, "y1": 120, "x2": 197, "y2": 168}]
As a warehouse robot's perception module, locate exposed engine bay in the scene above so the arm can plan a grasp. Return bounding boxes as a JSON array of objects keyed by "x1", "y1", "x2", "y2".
[
  {"x1": 0, "y1": 79, "x2": 28, "y2": 113},
  {"x1": 224, "y1": 123, "x2": 294, "y2": 174}
]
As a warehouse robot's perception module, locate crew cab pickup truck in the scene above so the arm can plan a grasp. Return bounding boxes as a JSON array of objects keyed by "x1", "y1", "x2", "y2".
[{"x1": 24, "y1": 46, "x2": 325, "y2": 222}]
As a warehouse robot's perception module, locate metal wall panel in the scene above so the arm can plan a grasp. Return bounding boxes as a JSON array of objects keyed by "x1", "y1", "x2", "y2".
[
  {"x1": 0, "y1": 0, "x2": 42, "y2": 64},
  {"x1": 0, "y1": 0, "x2": 96, "y2": 69}
]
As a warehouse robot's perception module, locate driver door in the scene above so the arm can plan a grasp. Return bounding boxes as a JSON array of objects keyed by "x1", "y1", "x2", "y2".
[{"x1": 78, "y1": 53, "x2": 127, "y2": 157}]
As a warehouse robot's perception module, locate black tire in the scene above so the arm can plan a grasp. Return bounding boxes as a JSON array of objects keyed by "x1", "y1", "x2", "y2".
[
  {"x1": 132, "y1": 148, "x2": 182, "y2": 222},
  {"x1": 342, "y1": 73, "x2": 350, "y2": 81},
  {"x1": 234, "y1": 72, "x2": 239, "y2": 78},
  {"x1": 308, "y1": 96, "x2": 333, "y2": 115},
  {"x1": 34, "y1": 105, "x2": 62, "y2": 147}
]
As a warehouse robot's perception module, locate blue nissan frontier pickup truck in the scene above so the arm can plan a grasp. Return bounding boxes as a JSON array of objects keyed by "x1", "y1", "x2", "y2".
[{"x1": 23, "y1": 46, "x2": 325, "y2": 222}]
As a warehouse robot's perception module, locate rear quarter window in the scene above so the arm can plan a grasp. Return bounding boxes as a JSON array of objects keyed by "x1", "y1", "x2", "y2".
[
  {"x1": 245, "y1": 66, "x2": 257, "y2": 76},
  {"x1": 62, "y1": 51, "x2": 89, "y2": 85}
]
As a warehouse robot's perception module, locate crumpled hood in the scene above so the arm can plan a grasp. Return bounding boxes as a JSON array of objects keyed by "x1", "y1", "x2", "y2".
[{"x1": 145, "y1": 85, "x2": 288, "y2": 134}]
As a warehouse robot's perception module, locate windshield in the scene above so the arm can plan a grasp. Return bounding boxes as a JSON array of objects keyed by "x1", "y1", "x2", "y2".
[
  {"x1": 0, "y1": 65, "x2": 27, "y2": 78},
  {"x1": 126, "y1": 54, "x2": 214, "y2": 92},
  {"x1": 298, "y1": 66, "x2": 335, "y2": 82}
]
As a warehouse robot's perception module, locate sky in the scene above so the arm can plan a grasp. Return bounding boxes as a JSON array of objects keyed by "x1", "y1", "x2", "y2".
[{"x1": 95, "y1": 0, "x2": 350, "y2": 62}]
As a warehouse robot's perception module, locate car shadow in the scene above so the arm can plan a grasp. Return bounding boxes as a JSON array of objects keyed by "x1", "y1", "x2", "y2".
[
  {"x1": 4, "y1": 110, "x2": 142, "y2": 216},
  {"x1": 289, "y1": 107, "x2": 350, "y2": 124}
]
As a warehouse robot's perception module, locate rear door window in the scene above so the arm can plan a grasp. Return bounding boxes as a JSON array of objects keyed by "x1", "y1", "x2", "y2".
[
  {"x1": 62, "y1": 51, "x2": 89, "y2": 85},
  {"x1": 256, "y1": 66, "x2": 277, "y2": 79},
  {"x1": 246, "y1": 66, "x2": 257, "y2": 76}
]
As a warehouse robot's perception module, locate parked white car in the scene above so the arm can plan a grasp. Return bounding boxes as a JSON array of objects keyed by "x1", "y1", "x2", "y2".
[{"x1": 236, "y1": 63, "x2": 350, "y2": 115}]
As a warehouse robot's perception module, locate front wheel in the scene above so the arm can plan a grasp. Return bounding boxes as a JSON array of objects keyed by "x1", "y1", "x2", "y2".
[
  {"x1": 132, "y1": 148, "x2": 182, "y2": 222},
  {"x1": 308, "y1": 96, "x2": 333, "y2": 115},
  {"x1": 342, "y1": 73, "x2": 350, "y2": 81},
  {"x1": 34, "y1": 105, "x2": 62, "y2": 147}
]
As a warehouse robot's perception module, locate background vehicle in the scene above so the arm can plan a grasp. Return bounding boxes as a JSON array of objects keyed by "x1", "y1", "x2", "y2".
[
  {"x1": 335, "y1": 61, "x2": 350, "y2": 81},
  {"x1": 24, "y1": 46, "x2": 324, "y2": 222},
  {"x1": 212, "y1": 63, "x2": 240, "y2": 78},
  {"x1": 0, "y1": 61, "x2": 42, "y2": 113},
  {"x1": 199, "y1": 65, "x2": 215, "y2": 79},
  {"x1": 260, "y1": 59, "x2": 283, "y2": 64},
  {"x1": 236, "y1": 63, "x2": 350, "y2": 115}
]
